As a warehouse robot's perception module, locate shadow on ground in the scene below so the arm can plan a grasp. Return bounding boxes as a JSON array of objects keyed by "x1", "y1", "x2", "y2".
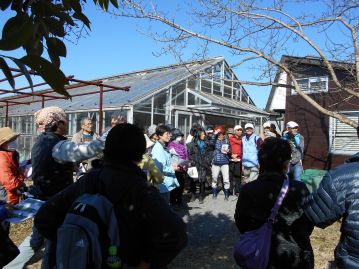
[{"x1": 169, "y1": 211, "x2": 239, "y2": 269}]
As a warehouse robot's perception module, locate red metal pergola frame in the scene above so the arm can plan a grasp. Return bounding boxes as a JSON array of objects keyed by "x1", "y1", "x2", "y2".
[{"x1": 0, "y1": 68, "x2": 130, "y2": 135}]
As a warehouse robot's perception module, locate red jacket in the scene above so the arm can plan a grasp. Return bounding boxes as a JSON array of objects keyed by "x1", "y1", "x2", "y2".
[
  {"x1": 0, "y1": 150, "x2": 25, "y2": 204},
  {"x1": 229, "y1": 136, "x2": 243, "y2": 160}
]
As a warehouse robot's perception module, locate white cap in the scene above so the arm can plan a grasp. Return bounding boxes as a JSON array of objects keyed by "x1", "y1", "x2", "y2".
[
  {"x1": 234, "y1": 125, "x2": 243, "y2": 130},
  {"x1": 263, "y1": 122, "x2": 271, "y2": 128},
  {"x1": 287, "y1": 121, "x2": 299, "y2": 128},
  {"x1": 245, "y1": 123, "x2": 254, "y2": 129}
]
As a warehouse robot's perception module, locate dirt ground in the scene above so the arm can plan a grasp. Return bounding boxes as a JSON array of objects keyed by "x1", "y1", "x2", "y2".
[{"x1": 9, "y1": 204, "x2": 341, "y2": 269}]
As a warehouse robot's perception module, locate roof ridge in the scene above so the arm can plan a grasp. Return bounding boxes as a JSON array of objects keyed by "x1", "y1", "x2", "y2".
[{"x1": 101, "y1": 56, "x2": 224, "y2": 81}]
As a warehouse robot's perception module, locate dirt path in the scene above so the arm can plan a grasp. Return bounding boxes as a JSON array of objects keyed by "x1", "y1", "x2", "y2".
[{"x1": 10, "y1": 191, "x2": 340, "y2": 269}]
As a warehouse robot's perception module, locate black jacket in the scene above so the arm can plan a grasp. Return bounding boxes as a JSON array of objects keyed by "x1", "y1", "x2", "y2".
[
  {"x1": 31, "y1": 132, "x2": 73, "y2": 199},
  {"x1": 304, "y1": 156, "x2": 359, "y2": 269},
  {"x1": 187, "y1": 139, "x2": 211, "y2": 182},
  {"x1": 34, "y1": 162, "x2": 187, "y2": 268},
  {"x1": 235, "y1": 173, "x2": 314, "y2": 269}
]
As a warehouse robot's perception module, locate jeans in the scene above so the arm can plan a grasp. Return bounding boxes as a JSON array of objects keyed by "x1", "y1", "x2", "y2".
[
  {"x1": 212, "y1": 164, "x2": 230, "y2": 190},
  {"x1": 288, "y1": 162, "x2": 303, "y2": 181},
  {"x1": 4, "y1": 225, "x2": 45, "y2": 269},
  {"x1": 243, "y1": 166, "x2": 259, "y2": 183}
]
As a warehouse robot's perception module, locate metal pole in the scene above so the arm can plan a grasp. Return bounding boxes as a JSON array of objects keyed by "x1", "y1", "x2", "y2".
[
  {"x1": 99, "y1": 86, "x2": 103, "y2": 135},
  {"x1": 5, "y1": 101, "x2": 9, "y2": 127},
  {"x1": 42, "y1": 96, "x2": 45, "y2": 108}
]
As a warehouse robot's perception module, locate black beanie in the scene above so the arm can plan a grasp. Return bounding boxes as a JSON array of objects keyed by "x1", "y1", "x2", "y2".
[
  {"x1": 171, "y1": 128, "x2": 184, "y2": 140},
  {"x1": 103, "y1": 123, "x2": 145, "y2": 164}
]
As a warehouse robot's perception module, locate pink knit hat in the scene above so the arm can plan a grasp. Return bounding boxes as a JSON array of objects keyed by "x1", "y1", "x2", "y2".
[{"x1": 34, "y1": 106, "x2": 66, "y2": 132}]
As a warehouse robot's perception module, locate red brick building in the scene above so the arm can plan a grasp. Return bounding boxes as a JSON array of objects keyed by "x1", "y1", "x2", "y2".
[{"x1": 266, "y1": 55, "x2": 359, "y2": 170}]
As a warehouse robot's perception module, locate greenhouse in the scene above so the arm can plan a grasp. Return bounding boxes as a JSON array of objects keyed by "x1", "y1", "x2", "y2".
[{"x1": 0, "y1": 56, "x2": 268, "y2": 160}]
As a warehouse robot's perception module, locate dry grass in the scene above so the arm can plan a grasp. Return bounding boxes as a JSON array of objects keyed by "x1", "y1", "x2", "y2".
[
  {"x1": 9, "y1": 218, "x2": 341, "y2": 269},
  {"x1": 311, "y1": 221, "x2": 341, "y2": 269}
]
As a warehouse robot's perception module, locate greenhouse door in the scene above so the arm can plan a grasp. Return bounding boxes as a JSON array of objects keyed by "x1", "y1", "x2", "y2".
[{"x1": 176, "y1": 111, "x2": 192, "y2": 137}]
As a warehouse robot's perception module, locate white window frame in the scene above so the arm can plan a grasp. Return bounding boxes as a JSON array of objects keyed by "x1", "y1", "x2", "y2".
[
  {"x1": 329, "y1": 111, "x2": 359, "y2": 155},
  {"x1": 292, "y1": 76, "x2": 329, "y2": 95}
]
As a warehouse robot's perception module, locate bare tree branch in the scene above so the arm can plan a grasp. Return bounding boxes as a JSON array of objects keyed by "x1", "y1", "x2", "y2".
[{"x1": 114, "y1": 0, "x2": 359, "y2": 128}]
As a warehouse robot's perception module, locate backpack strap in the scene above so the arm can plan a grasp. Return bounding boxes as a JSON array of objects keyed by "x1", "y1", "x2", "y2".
[{"x1": 268, "y1": 177, "x2": 289, "y2": 222}]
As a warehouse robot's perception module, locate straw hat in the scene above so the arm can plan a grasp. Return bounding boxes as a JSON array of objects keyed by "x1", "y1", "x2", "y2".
[{"x1": 0, "y1": 127, "x2": 19, "y2": 146}]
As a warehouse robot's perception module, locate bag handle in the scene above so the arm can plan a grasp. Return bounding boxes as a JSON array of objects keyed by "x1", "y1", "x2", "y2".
[{"x1": 268, "y1": 177, "x2": 289, "y2": 222}]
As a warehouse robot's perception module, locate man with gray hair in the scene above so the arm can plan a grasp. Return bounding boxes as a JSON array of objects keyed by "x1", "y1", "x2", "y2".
[
  {"x1": 72, "y1": 117, "x2": 100, "y2": 171},
  {"x1": 72, "y1": 117, "x2": 99, "y2": 144}
]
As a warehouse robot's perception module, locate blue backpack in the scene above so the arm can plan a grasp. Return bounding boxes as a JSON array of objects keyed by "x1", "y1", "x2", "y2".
[{"x1": 56, "y1": 193, "x2": 121, "y2": 269}]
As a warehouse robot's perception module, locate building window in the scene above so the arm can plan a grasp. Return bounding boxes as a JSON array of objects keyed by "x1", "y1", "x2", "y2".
[
  {"x1": 172, "y1": 83, "x2": 185, "y2": 106},
  {"x1": 292, "y1": 76, "x2": 328, "y2": 95},
  {"x1": 330, "y1": 112, "x2": 359, "y2": 155}
]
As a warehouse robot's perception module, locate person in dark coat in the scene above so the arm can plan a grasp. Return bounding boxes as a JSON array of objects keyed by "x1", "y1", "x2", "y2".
[
  {"x1": 304, "y1": 153, "x2": 359, "y2": 269},
  {"x1": 187, "y1": 129, "x2": 211, "y2": 203},
  {"x1": 35, "y1": 123, "x2": 187, "y2": 269},
  {"x1": 235, "y1": 137, "x2": 314, "y2": 269}
]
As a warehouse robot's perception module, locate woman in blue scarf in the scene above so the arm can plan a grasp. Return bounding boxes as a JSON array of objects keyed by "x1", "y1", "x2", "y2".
[{"x1": 187, "y1": 129, "x2": 211, "y2": 204}]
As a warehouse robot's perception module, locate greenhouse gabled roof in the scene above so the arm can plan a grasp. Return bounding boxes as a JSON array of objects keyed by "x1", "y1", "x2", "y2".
[
  {"x1": 0, "y1": 56, "x2": 267, "y2": 117},
  {"x1": 0, "y1": 57, "x2": 225, "y2": 115}
]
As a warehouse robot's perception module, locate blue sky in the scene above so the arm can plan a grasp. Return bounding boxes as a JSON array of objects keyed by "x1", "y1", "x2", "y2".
[{"x1": 0, "y1": 1, "x2": 349, "y2": 109}]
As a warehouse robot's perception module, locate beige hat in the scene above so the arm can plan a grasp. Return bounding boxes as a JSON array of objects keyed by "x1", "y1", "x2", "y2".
[
  {"x1": 34, "y1": 106, "x2": 66, "y2": 132},
  {"x1": 234, "y1": 125, "x2": 243, "y2": 130},
  {"x1": 0, "y1": 127, "x2": 19, "y2": 146}
]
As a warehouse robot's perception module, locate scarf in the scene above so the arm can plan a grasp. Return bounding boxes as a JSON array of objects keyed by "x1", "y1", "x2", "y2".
[{"x1": 197, "y1": 140, "x2": 206, "y2": 154}]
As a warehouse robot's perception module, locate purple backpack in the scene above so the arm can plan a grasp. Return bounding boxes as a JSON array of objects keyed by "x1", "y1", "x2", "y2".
[{"x1": 233, "y1": 178, "x2": 289, "y2": 269}]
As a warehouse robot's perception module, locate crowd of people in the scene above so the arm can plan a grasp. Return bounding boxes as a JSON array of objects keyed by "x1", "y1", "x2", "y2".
[{"x1": 0, "y1": 105, "x2": 358, "y2": 269}]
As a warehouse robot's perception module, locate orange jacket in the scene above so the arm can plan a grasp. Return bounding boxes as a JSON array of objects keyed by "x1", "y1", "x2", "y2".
[{"x1": 0, "y1": 150, "x2": 25, "y2": 204}]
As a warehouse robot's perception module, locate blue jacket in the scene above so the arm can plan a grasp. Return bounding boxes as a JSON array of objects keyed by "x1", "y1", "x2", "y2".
[
  {"x1": 209, "y1": 135, "x2": 231, "y2": 165},
  {"x1": 151, "y1": 141, "x2": 179, "y2": 193},
  {"x1": 242, "y1": 134, "x2": 259, "y2": 168},
  {"x1": 304, "y1": 155, "x2": 359, "y2": 269},
  {"x1": 282, "y1": 133, "x2": 304, "y2": 164}
]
